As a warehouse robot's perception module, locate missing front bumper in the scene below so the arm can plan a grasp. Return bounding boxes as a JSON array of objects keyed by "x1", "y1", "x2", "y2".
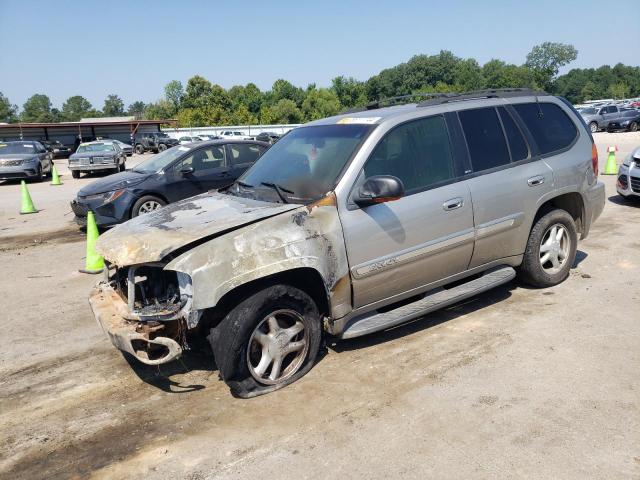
[{"x1": 89, "y1": 284, "x2": 183, "y2": 365}]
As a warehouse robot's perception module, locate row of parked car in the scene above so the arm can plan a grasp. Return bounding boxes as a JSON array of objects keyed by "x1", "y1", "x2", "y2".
[{"x1": 576, "y1": 103, "x2": 640, "y2": 133}]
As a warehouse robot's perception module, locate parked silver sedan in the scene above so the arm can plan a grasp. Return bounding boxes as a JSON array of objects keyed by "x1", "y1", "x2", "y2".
[
  {"x1": 617, "y1": 146, "x2": 640, "y2": 199},
  {"x1": 0, "y1": 141, "x2": 53, "y2": 181}
]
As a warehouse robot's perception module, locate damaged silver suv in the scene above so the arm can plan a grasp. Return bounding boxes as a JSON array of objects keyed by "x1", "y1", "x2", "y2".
[{"x1": 90, "y1": 89, "x2": 605, "y2": 398}]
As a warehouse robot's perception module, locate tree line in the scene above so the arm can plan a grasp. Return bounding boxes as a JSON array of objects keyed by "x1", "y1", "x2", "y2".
[{"x1": 1, "y1": 42, "x2": 638, "y2": 127}]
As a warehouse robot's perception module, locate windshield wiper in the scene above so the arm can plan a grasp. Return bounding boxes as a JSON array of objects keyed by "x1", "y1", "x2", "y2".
[
  {"x1": 261, "y1": 182, "x2": 293, "y2": 204},
  {"x1": 236, "y1": 180, "x2": 254, "y2": 188}
]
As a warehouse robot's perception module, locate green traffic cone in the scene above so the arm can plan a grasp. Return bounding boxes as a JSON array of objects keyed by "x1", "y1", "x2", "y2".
[
  {"x1": 50, "y1": 164, "x2": 62, "y2": 185},
  {"x1": 603, "y1": 147, "x2": 618, "y2": 175},
  {"x1": 20, "y1": 180, "x2": 38, "y2": 214},
  {"x1": 80, "y1": 211, "x2": 104, "y2": 274}
]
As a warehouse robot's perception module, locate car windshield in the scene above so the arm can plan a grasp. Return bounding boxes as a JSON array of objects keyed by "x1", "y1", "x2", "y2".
[
  {"x1": 132, "y1": 145, "x2": 189, "y2": 173},
  {"x1": 581, "y1": 108, "x2": 597, "y2": 115},
  {"x1": 0, "y1": 142, "x2": 37, "y2": 154},
  {"x1": 76, "y1": 143, "x2": 114, "y2": 153},
  {"x1": 234, "y1": 124, "x2": 372, "y2": 203}
]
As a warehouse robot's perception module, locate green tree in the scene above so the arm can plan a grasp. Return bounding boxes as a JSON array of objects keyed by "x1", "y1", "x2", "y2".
[
  {"x1": 607, "y1": 81, "x2": 629, "y2": 100},
  {"x1": 0, "y1": 92, "x2": 18, "y2": 123},
  {"x1": 302, "y1": 88, "x2": 341, "y2": 121},
  {"x1": 144, "y1": 100, "x2": 173, "y2": 120},
  {"x1": 331, "y1": 76, "x2": 367, "y2": 108},
  {"x1": 102, "y1": 94, "x2": 125, "y2": 116},
  {"x1": 61, "y1": 95, "x2": 92, "y2": 121},
  {"x1": 164, "y1": 80, "x2": 184, "y2": 115},
  {"x1": 525, "y1": 42, "x2": 578, "y2": 90},
  {"x1": 270, "y1": 79, "x2": 305, "y2": 106},
  {"x1": 270, "y1": 99, "x2": 302, "y2": 124},
  {"x1": 21, "y1": 94, "x2": 53, "y2": 122},
  {"x1": 127, "y1": 101, "x2": 146, "y2": 118},
  {"x1": 183, "y1": 75, "x2": 213, "y2": 108}
]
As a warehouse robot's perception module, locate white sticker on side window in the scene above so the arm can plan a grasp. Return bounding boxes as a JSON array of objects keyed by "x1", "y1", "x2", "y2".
[
  {"x1": 337, "y1": 117, "x2": 380, "y2": 125},
  {"x1": 178, "y1": 146, "x2": 190, "y2": 151}
]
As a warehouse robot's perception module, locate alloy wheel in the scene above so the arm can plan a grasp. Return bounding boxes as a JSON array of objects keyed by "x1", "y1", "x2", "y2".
[
  {"x1": 246, "y1": 309, "x2": 309, "y2": 385},
  {"x1": 539, "y1": 223, "x2": 570, "y2": 274}
]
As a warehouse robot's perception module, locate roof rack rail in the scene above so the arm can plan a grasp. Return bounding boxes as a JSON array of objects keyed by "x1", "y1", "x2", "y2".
[
  {"x1": 343, "y1": 92, "x2": 455, "y2": 113},
  {"x1": 417, "y1": 88, "x2": 549, "y2": 107}
]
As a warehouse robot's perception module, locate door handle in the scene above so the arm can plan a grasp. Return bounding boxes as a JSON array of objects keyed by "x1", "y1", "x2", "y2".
[
  {"x1": 527, "y1": 175, "x2": 545, "y2": 187},
  {"x1": 443, "y1": 197, "x2": 464, "y2": 211}
]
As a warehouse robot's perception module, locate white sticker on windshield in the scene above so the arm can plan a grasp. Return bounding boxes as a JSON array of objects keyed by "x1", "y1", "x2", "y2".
[
  {"x1": 23, "y1": 144, "x2": 34, "y2": 148},
  {"x1": 337, "y1": 117, "x2": 381, "y2": 125},
  {"x1": 178, "y1": 146, "x2": 190, "y2": 151}
]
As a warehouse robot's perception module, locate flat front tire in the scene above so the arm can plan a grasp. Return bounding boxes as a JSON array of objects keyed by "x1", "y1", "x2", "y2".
[
  {"x1": 209, "y1": 284, "x2": 322, "y2": 398},
  {"x1": 517, "y1": 209, "x2": 578, "y2": 288}
]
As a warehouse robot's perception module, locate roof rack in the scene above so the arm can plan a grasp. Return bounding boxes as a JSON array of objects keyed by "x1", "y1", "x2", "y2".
[
  {"x1": 343, "y1": 92, "x2": 455, "y2": 113},
  {"x1": 416, "y1": 88, "x2": 549, "y2": 107}
]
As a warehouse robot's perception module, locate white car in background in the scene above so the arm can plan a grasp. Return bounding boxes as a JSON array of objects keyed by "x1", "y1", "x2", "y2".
[{"x1": 219, "y1": 130, "x2": 253, "y2": 140}]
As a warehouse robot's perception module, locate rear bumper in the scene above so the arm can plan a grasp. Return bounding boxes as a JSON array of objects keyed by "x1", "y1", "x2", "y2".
[
  {"x1": 89, "y1": 283, "x2": 182, "y2": 365},
  {"x1": 582, "y1": 180, "x2": 605, "y2": 239}
]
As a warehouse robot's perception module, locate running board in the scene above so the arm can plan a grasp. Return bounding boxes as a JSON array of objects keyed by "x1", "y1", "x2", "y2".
[{"x1": 339, "y1": 266, "x2": 515, "y2": 339}]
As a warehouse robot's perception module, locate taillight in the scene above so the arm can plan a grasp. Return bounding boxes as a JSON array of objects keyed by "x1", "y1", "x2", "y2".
[{"x1": 591, "y1": 143, "x2": 598, "y2": 177}]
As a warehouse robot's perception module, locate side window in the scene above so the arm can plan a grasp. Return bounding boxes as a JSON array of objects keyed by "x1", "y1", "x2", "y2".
[
  {"x1": 363, "y1": 115, "x2": 455, "y2": 193},
  {"x1": 513, "y1": 102, "x2": 578, "y2": 155},
  {"x1": 228, "y1": 143, "x2": 262, "y2": 166},
  {"x1": 177, "y1": 146, "x2": 225, "y2": 171},
  {"x1": 459, "y1": 107, "x2": 511, "y2": 171},
  {"x1": 497, "y1": 107, "x2": 529, "y2": 162}
]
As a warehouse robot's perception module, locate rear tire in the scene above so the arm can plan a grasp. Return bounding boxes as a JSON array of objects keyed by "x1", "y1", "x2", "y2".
[
  {"x1": 209, "y1": 284, "x2": 322, "y2": 398},
  {"x1": 71, "y1": 170, "x2": 80, "y2": 179},
  {"x1": 517, "y1": 209, "x2": 578, "y2": 288}
]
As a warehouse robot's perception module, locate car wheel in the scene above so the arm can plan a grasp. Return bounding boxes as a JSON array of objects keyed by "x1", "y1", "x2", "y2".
[
  {"x1": 33, "y1": 164, "x2": 44, "y2": 182},
  {"x1": 119, "y1": 159, "x2": 126, "y2": 172},
  {"x1": 131, "y1": 195, "x2": 166, "y2": 217},
  {"x1": 71, "y1": 170, "x2": 80, "y2": 179},
  {"x1": 158, "y1": 143, "x2": 167, "y2": 152},
  {"x1": 589, "y1": 122, "x2": 598, "y2": 133},
  {"x1": 517, "y1": 209, "x2": 578, "y2": 288},
  {"x1": 209, "y1": 284, "x2": 322, "y2": 398},
  {"x1": 135, "y1": 144, "x2": 145, "y2": 155},
  {"x1": 629, "y1": 122, "x2": 638, "y2": 132}
]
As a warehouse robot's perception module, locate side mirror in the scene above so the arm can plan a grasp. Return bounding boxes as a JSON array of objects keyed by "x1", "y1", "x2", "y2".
[
  {"x1": 180, "y1": 166, "x2": 194, "y2": 176},
  {"x1": 354, "y1": 175, "x2": 404, "y2": 207}
]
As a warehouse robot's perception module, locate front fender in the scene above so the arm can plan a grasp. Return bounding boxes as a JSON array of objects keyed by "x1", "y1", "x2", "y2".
[{"x1": 165, "y1": 195, "x2": 352, "y2": 319}]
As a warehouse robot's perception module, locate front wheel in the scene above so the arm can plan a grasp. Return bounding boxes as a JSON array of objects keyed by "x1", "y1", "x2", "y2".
[
  {"x1": 71, "y1": 170, "x2": 80, "y2": 179},
  {"x1": 135, "y1": 144, "x2": 145, "y2": 155},
  {"x1": 517, "y1": 209, "x2": 578, "y2": 288},
  {"x1": 157, "y1": 143, "x2": 167, "y2": 152},
  {"x1": 131, "y1": 195, "x2": 166, "y2": 217},
  {"x1": 628, "y1": 122, "x2": 638, "y2": 132},
  {"x1": 209, "y1": 285, "x2": 322, "y2": 398},
  {"x1": 589, "y1": 122, "x2": 598, "y2": 133}
]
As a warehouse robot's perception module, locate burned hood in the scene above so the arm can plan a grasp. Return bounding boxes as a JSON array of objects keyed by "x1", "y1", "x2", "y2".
[{"x1": 96, "y1": 192, "x2": 299, "y2": 266}]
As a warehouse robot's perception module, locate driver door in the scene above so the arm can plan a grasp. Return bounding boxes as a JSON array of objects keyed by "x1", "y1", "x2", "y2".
[
  {"x1": 168, "y1": 145, "x2": 230, "y2": 201},
  {"x1": 340, "y1": 115, "x2": 475, "y2": 308}
]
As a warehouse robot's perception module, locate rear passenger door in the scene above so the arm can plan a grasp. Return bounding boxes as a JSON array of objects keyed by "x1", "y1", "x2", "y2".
[
  {"x1": 459, "y1": 105, "x2": 554, "y2": 268},
  {"x1": 225, "y1": 143, "x2": 266, "y2": 179},
  {"x1": 341, "y1": 115, "x2": 475, "y2": 308}
]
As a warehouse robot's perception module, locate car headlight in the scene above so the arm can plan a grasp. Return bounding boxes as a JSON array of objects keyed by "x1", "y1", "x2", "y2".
[{"x1": 103, "y1": 189, "x2": 126, "y2": 202}]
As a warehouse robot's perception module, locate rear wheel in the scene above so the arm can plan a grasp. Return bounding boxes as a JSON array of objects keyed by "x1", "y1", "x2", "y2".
[
  {"x1": 589, "y1": 122, "x2": 598, "y2": 133},
  {"x1": 135, "y1": 144, "x2": 145, "y2": 155},
  {"x1": 209, "y1": 284, "x2": 322, "y2": 398},
  {"x1": 517, "y1": 209, "x2": 578, "y2": 288},
  {"x1": 131, "y1": 195, "x2": 166, "y2": 217}
]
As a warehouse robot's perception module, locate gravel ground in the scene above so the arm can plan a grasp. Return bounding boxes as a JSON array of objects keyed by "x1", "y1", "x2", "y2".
[{"x1": 0, "y1": 134, "x2": 639, "y2": 479}]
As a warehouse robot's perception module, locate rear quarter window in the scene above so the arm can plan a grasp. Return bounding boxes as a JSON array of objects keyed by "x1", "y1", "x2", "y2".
[{"x1": 513, "y1": 102, "x2": 578, "y2": 155}]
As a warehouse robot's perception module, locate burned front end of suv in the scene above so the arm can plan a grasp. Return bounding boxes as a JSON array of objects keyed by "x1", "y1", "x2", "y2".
[{"x1": 90, "y1": 262, "x2": 200, "y2": 365}]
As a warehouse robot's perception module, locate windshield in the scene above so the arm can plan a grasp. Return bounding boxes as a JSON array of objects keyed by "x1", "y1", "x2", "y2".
[
  {"x1": 236, "y1": 124, "x2": 372, "y2": 203},
  {"x1": 133, "y1": 145, "x2": 189, "y2": 173},
  {"x1": 581, "y1": 108, "x2": 597, "y2": 115},
  {"x1": 76, "y1": 143, "x2": 115, "y2": 153},
  {"x1": 0, "y1": 142, "x2": 38, "y2": 154}
]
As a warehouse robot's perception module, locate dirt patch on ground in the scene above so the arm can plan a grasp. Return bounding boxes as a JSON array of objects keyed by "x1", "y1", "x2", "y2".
[{"x1": 0, "y1": 225, "x2": 84, "y2": 251}]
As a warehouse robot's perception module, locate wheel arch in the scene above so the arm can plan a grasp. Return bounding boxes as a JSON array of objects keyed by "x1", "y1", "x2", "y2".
[
  {"x1": 198, "y1": 267, "x2": 330, "y2": 333},
  {"x1": 533, "y1": 191, "x2": 585, "y2": 235},
  {"x1": 129, "y1": 191, "x2": 169, "y2": 218}
]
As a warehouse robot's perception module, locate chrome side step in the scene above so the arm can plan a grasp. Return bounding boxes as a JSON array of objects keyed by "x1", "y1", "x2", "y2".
[{"x1": 338, "y1": 266, "x2": 515, "y2": 339}]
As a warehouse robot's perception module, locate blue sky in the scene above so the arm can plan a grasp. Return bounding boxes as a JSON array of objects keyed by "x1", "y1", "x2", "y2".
[{"x1": 1, "y1": 0, "x2": 638, "y2": 109}]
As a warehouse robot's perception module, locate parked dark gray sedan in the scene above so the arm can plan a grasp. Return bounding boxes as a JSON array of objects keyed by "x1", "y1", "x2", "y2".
[{"x1": 0, "y1": 141, "x2": 53, "y2": 181}]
